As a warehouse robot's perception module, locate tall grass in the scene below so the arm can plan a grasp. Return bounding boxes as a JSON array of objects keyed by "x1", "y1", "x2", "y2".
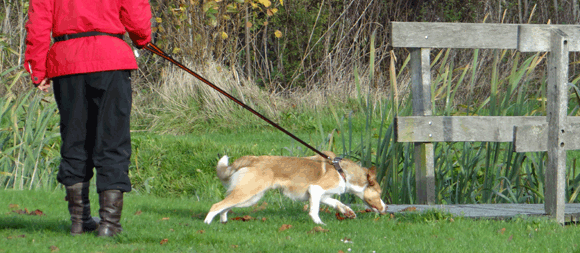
[
  {"x1": 0, "y1": 91, "x2": 60, "y2": 190},
  {"x1": 328, "y1": 30, "x2": 580, "y2": 205}
]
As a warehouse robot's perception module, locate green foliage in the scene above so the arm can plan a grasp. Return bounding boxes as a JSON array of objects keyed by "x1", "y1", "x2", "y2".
[{"x1": 0, "y1": 91, "x2": 60, "y2": 190}]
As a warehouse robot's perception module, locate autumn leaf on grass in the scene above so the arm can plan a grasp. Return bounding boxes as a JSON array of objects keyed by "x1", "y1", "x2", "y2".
[
  {"x1": 335, "y1": 212, "x2": 346, "y2": 221},
  {"x1": 9, "y1": 204, "x2": 19, "y2": 209},
  {"x1": 320, "y1": 207, "x2": 331, "y2": 214},
  {"x1": 13, "y1": 208, "x2": 45, "y2": 216},
  {"x1": 12, "y1": 208, "x2": 29, "y2": 215},
  {"x1": 308, "y1": 226, "x2": 329, "y2": 234},
  {"x1": 279, "y1": 224, "x2": 293, "y2": 232},
  {"x1": 160, "y1": 238, "x2": 169, "y2": 245},
  {"x1": 197, "y1": 230, "x2": 205, "y2": 234},
  {"x1": 6, "y1": 235, "x2": 25, "y2": 239},
  {"x1": 50, "y1": 245, "x2": 59, "y2": 252},
  {"x1": 134, "y1": 210, "x2": 142, "y2": 215},
  {"x1": 359, "y1": 209, "x2": 373, "y2": 213},
  {"x1": 231, "y1": 215, "x2": 254, "y2": 221},
  {"x1": 400, "y1": 207, "x2": 417, "y2": 212},
  {"x1": 303, "y1": 204, "x2": 309, "y2": 211},
  {"x1": 30, "y1": 209, "x2": 45, "y2": 216},
  {"x1": 498, "y1": 228, "x2": 506, "y2": 234},
  {"x1": 340, "y1": 237, "x2": 353, "y2": 244}
]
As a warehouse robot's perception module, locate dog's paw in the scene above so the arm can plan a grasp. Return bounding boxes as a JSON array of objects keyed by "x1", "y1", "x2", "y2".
[{"x1": 345, "y1": 210, "x2": 357, "y2": 219}]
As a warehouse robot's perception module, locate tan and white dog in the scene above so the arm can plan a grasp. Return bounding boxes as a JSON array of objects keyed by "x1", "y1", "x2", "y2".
[{"x1": 204, "y1": 152, "x2": 387, "y2": 225}]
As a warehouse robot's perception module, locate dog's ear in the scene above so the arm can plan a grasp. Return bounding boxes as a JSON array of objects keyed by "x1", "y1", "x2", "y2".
[
  {"x1": 368, "y1": 166, "x2": 377, "y2": 176},
  {"x1": 367, "y1": 173, "x2": 376, "y2": 186},
  {"x1": 367, "y1": 166, "x2": 378, "y2": 186}
]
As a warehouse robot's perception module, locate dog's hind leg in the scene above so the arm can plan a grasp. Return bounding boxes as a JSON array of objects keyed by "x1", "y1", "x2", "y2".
[
  {"x1": 204, "y1": 182, "x2": 269, "y2": 224},
  {"x1": 321, "y1": 198, "x2": 356, "y2": 219},
  {"x1": 220, "y1": 208, "x2": 230, "y2": 223}
]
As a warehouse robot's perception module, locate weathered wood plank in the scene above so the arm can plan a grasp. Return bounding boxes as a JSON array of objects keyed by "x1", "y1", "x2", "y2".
[
  {"x1": 519, "y1": 25, "x2": 580, "y2": 52},
  {"x1": 391, "y1": 22, "x2": 518, "y2": 49},
  {"x1": 395, "y1": 116, "x2": 580, "y2": 143},
  {"x1": 391, "y1": 22, "x2": 580, "y2": 52},
  {"x1": 411, "y1": 48, "x2": 435, "y2": 205},
  {"x1": 513, "y1": 123, "x2": 580, "y2": 152},
  {"x1": 545, "y1": 29, "x2": 569, "y2": 224},
  {"x1": 386, "y1": 204, "x2": 580, "y2": 222}
]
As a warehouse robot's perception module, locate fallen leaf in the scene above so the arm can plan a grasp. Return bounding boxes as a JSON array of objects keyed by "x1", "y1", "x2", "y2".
[
  {"x1": 359, "y1": 209, "x2": 373, "y2": 213},
  {"x1": 197, "y1": 230, "x2": 205, "y2": 234},
  {"x1": 7, "y1": 235, "x2": 26, "y2": 239},
  {"x1": 134, "y1": 210, "x2": 142, "y2": 215},
  {"x1": 30, "y1": 209, "x2": 45, "y2": 216},
  {"x1": 303, "y1": 204, "x2": 309, "y2": 211},
  {"x1": 320, "y1": 207, "x2": 331, "y2": 213},
  {"x1": 50, "y1": 245, "x2": 59, "y2": 252},
  {"x1": 9, "y1": 204, "x2": 19, "y2": 209},
  {"x1": 160, "y1": 238, "x2": 169, "y2": 245},
  {"x1": 335, "y1": 212, "x2": 346, "y2": 221},
  {"x1": 279, "y1": 224, "x2": 293, "y2": 232},
  {"x1": 161, "y1": 217, "x2": 170, "y2": 221},
  {"x1": 308, "y1": 226, "x2": 329, "y2": 233},
  {"x1": 341, "y1": 237, "x2": 353, "y2": 243},
  {"x1": 338, "y1": 251, "x2": 345, "y2": 253},
  {"x1": 13, "y1": 208, "x2": 29, "y2": 215},
  {"x1": 508, "y1": 235, "x2": 513, "y2": 242},
  {"x1": 449, "y1": 218, "x2": 454, "y2": 222},
  {"x1": 262, "y1": 217, "x2": 267, "y2": 222},
  {"x1": 400, "y1": 207, "x2": 417, "y2": 212},
  {"x1": 231, "y1": 215, "x2": 254, "y2": 221},
  {"x1": 499, "y1": 228, "x2": 506, "y2": 234},
  {"x1": 231, "y1": 245, "x2": 239, "y2": 248},
  {"x1": 390, "y1": 213, "x2": 395, "y2": 219}
]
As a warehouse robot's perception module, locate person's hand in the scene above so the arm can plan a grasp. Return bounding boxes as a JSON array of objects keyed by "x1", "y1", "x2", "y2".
[{"x1": 36, "y1": 78, "x2": 51, "y2": 92}]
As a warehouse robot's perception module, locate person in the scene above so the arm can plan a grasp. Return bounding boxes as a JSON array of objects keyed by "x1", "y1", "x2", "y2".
[{"x1": 24, "y1": 0, "x2": 151, "y2": 236}]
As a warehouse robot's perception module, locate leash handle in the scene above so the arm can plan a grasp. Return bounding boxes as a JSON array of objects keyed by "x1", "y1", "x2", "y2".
[{"x1": 143, "y1": 42, "x2": 331, "y2": 161}]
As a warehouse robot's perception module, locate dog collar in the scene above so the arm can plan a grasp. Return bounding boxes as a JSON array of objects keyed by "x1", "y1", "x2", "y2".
[{"x1": 332, "y1": 157, "x2": 347, "y2": 181}]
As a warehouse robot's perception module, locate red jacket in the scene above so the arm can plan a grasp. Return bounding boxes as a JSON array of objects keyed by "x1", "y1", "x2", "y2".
[{"x1": 24, "y1": 0, "x2": 152, "y2": 84}]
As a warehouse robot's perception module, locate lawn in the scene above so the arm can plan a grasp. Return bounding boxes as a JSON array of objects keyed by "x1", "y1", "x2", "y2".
[{"x1": 2, "y1": 189, "x2": 580, "y2": 252}]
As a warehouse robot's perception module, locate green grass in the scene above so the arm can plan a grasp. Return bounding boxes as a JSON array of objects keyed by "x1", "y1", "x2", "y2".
[
  {"x1": 2, "y1": 190, "x2": 580, "y2": 252},
  {"x1": 129, "y1": 128, "x2": 330, "y2": 198}
]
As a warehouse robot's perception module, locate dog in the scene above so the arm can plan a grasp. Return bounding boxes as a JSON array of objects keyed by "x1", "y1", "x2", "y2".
[{"x1": 204, "y1": 152, "x2": 387, "y2": 225}]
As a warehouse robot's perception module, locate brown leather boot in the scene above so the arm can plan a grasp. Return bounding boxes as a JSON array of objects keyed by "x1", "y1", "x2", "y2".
[
  {"x1": 97, "y1": 190, "x2": 124, "y2": 237},
  {"x1": 65, "y1": 182, "x2": 98, "y2": 235}
]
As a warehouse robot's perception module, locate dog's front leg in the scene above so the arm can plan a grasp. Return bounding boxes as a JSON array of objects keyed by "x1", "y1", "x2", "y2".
[
  {"x1": 322, "y1": 198, "x2": 356, "y2": 219},
  {"x1": 308, "y1": 185, "x2": 325, "y2": 225}
]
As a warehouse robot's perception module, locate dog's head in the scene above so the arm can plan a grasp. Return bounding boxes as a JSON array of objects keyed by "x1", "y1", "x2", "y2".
[{"x1": 362, "y1": 166, "x2": 387, "y2": 214}]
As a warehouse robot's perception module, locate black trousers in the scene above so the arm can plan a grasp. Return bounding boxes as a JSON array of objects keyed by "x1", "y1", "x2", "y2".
[{"x1": 54, "y1": 70, "x2": 132, "y2": 193}]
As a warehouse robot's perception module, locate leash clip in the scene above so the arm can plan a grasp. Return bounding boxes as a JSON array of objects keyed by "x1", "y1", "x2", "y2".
[{"x1": 332, "y1": 157, "x2": 346, "y2": 179}]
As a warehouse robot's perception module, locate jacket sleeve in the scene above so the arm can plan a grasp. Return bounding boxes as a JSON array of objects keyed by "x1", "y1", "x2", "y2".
[
  {"x1": 121, "y1": 0, "x2": 152, "y2": 48},
  {"x1": 24, "y1": 0, "x2": 53, "y2": 84}
]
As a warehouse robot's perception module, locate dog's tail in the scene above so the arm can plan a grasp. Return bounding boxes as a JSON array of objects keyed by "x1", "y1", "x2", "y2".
[{"x1": 216, "y1": 155, "x2": 234, "y2": 186}]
